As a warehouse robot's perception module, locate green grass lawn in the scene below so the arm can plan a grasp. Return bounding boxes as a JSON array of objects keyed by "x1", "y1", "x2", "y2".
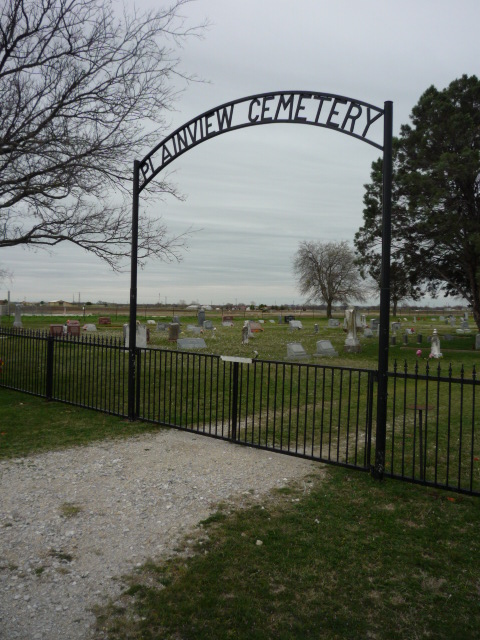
[
  {"x1": 0, "y1": 388, "x2": 163, "y2": 458},
  {"x1": 95, "y1": 467, "x2": 480, "y2": 640},
  {"x1": 2, "y1": 311, "x2": 479, "y2": 371}
]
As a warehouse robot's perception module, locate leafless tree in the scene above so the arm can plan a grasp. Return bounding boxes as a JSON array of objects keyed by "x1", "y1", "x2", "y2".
[
  {"x1": 0, "y1": 0, "x2": 206, "y2": 269},
  {"x1": 293, "y1": 240, "x2": 367, "y2": 318}
]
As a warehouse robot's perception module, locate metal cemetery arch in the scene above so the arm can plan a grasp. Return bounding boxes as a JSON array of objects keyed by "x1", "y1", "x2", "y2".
[{"x1": 129, "y1": 90, "x2": 393, "y2": 479}]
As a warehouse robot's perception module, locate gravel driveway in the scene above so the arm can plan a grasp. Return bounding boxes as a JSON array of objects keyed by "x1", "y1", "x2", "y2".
[{"x1": 0, "y1": 428, "x2": 319, "y2": 639}]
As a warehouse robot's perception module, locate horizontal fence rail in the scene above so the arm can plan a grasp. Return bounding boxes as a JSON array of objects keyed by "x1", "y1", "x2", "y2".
[
  {"x1": 1, "y1": 327, "x2": 479, "y2": 495},
  {"x1": 0, "y1": 328, "x2": 128, "y2": 416},
  {"x1": 136, "y1": 349, "x2": 374, "y2": 469}
]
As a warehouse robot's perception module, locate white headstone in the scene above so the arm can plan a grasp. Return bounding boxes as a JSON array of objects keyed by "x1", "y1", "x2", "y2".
[
  {"x1": 289, "y1": 320, "x2": 303, "y2": 330},
  {"x1": 13, "y1": 304, "x2": 22, "y2": 328},
  {"x1": 124, "y1": 324, "x2": 148, "y2": 348},
  {"x1": 286, "y1": 342, "x2": 308, "y2": 359},
  {"x1": 328, "y1": 318, "x2": 340, "y2": 327},
  {"x1": 344, "y1": 308, "x2": 361, "y2": 353},
  {"x1": 429, "y1": 329, "x2": 442, "y2": 358},
  {"x1": 314, "y1": 340, "x2": 338, "y2": 357}
]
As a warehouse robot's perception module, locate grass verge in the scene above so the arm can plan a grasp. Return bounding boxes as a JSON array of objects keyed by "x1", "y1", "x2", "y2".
[
  {"x1": 95, "y1": 468, "x2": 480, "y2": 640},
  {"x1": 0, "y1": 388, "x2": 164, "y2": 458}
]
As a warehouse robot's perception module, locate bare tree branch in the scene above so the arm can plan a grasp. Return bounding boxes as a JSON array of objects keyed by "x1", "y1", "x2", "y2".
[{"x1": 0, "y1": 0, "x2": 207, "y2": 268}]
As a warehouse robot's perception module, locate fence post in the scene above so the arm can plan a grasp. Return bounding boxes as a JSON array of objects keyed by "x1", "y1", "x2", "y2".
[
  {"x1": 373, "y1": 100, "x2": 393, "y2": 480},
  {"x1": 46, "y1": 335, "x2": 54, "y2": 400}
]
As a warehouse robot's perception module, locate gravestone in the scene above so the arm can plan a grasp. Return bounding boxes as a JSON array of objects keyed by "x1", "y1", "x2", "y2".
[
  {"x1": 430, "y1": 329, "x2": 442, "y2": 358},
  {"x1": 460, "y1": 320, "x2": 471, "y2": 333},
  {"x1": 450, "y1": 316, "x2": 456, "y2": 327},
  {"x1": 284, "y1": 315, "x2": 295, "y2": 323},
  {"x1": 402, "y1": 334, "x2": 408, "y2": 345},
  {"x1": 13, "y1": 304, "x2": 22, "y2": 329},
  {"x1": 269, "y1": 319, "x2": 276, "y2": 323},
  {"x1": 289, "y1": 320, "x2": 303, "y2": 330},
  {"x1": 344, "y1": 308, "x2": 361, "y2": 353},
  {"x1": 172, "y1": 315, "x2": 181, "y2": 325},
  {"x1": 370, "y1": 318, "x2": 379, "y2": 330},
  {"x1": 390, "y1": 336, "x2": 396, "y2": 345},
  {"x1": 83, "y1": 323, "x2": 96, "y2": 332},
  {"x1": 188, "y1": 325, "x2": 203, "y2": 335},
  {"x1": 363, "y1": 327, "x2": 373, "y2": 338},
  {"x1": 197, "y1": 309, "x2": 206, "y2": 326},
  {"x1": 314, "y1": 340, "x2": 338, "y2": 357},
  {"x1": 156, "y1": 322, "x2": 168, "y2": 331},
  {"x1": 360, "y1": 314, "x2": 367, "y2": 327},
  {"x1": 177, "y1": 338, "x2": 207, "y2": 350},
  {"x1": 439, "y1": 316, "x2": 445, "y2": 322},
  {"x1": 242, "y1": 320, "x2": 253, "y2": 344},
  {"x1": 98, "y1": 317, "x2": 111, "y2": 325},
  {"x1": 328, "y1": 318, "x2": 340, "y2": 327},
  {"x1": 249, "y1": 321, "x2": 264, "y2": 332},
  {"x1": 147, "y1": 319, "x2": 156, "y2": 325},
  {"x1": 391, "y1": 322, "x2": 401, "y2": 332},
  {"x1": 476, "y1": 334, "x2": 480, "y2": 350},
  {"x1": 314, "y1": 323, "x2": 319, "y2": 334},
  {"x1": 222, "y1": 315, "x2": 234, "y2": 327},
  {"x1": 68, "y1": 323, "x2": 81, "y2": 337},
  {"x1": 124, "y1": 324, "x2": 148, "y2": 348},
  {"x1": 50, "y1": 324, "x2": 63, "y2": 336},
  {"x1": 203, "y1": 320, "x2": 214, "y2": 330},
  {"x1": 168, "y1": 323, "x2": 180, "y2": 342},
  {"x1": 286, "y1": 342, "x2": 308, "y2": 359}
]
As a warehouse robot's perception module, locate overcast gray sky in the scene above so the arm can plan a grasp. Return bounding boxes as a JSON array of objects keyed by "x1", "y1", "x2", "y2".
[{"x1": 3, "y1": 0, "x2": 480, "y2": 305}]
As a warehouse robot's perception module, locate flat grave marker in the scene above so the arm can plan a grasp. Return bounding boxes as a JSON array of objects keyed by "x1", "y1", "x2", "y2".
[{"x1": 177, "y1": 337, "x2": 207, "y2": 350}]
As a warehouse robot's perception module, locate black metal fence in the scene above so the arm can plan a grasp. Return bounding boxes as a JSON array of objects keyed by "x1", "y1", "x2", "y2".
[{"x1": 1, "y1": 328, "x2": 479, "y2": 495}]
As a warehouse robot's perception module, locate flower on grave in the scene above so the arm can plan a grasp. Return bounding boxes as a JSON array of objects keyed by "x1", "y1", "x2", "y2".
[{"x1": 416, "y1": 350, "x2": 422, "y2": 357}]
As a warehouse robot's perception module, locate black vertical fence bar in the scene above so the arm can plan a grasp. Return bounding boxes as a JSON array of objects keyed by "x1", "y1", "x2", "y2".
[
  {"x1": 46, "y1": 336, "x2": 54, "y2": 399},
  {"x1": 336, "y1": 370, "x2": 344, "y2": 462},
  {"x1": 230, "y1": 361, "x2": 239, "y2": 442},
  {"x1": 424, "y1": 363, "x2": 430, "y2": 483},
  {"x1": 458, "y1": 365, "x2": 465, "y2": 489},
  {"x1": 470, "y1": 366, "x2": 476, "y2": 493},
  {"x1": 365, "y1": 371, "x2": 374, "y2": 468},
  {"x1": 446, "y1": 364, "x2": 453, "y2": 487},
  {"x1": 135, "y1": 348, "x2": 141, "y2": 419},
  {"x1": 434, "y1": 364, "x2": 441, "y2": 486},
  {"x1": 311, "y1": 366, "x2": 318, "y2": 458}
]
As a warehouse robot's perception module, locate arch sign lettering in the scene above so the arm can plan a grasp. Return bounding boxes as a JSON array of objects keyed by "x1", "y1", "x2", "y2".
[
  {"x1": 138, "y1": 91, "x2": 385, "y2": 191},
  {"x1": 128, "y1": 90, "x2": 393, "y2": 479}
]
